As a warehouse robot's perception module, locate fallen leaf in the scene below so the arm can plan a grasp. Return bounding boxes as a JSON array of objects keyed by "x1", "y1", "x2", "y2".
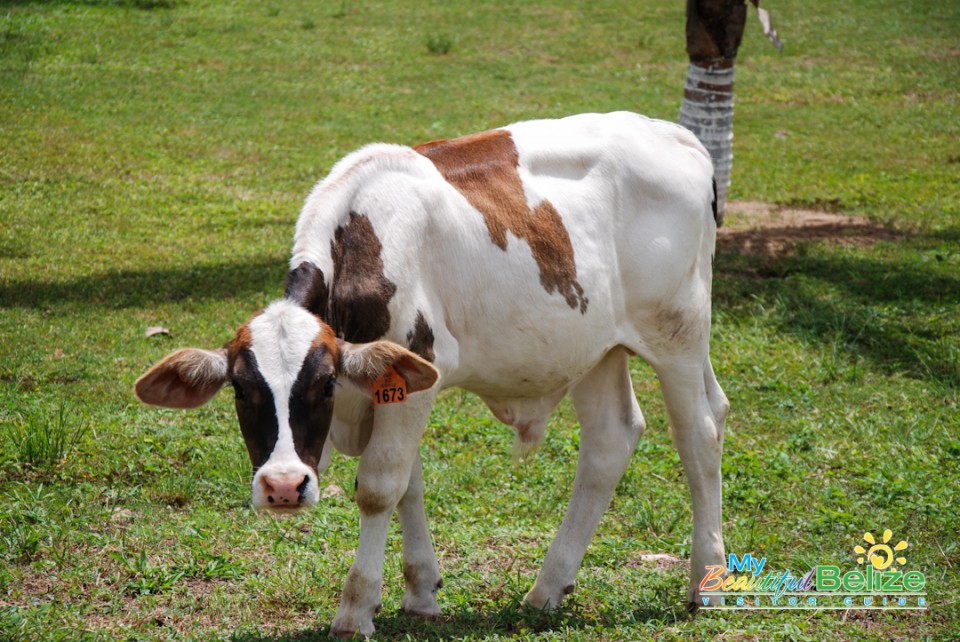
[
  {"x1": 639, "y1": 553, "x2": 687, "y2": 570},
  {"x1": 146, "y1": 326, "x2": 171, "y2": 338},
  {"x1": 322, "y1": 484, "x2": 345, "y2": 499}
]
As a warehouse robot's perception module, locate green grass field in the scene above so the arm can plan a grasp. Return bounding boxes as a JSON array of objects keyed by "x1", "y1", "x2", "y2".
[{"x1": 1, "y1": 0, "x2": 958, "y2": 640}]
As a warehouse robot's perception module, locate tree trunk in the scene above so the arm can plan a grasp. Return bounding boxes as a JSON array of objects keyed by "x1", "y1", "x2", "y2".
[{"x1": 678, "y1": 0, "x2": 749, "y2": 225}]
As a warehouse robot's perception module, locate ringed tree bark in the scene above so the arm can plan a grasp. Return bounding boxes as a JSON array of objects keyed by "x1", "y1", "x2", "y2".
[{"x1": 679, "y1": 0, "x2": 780, "y2": 224}]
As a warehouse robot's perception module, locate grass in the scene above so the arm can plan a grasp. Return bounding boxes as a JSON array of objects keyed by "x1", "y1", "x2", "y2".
[
  {"x1": 426, "y1": 34, "x2": 455, "y2": 56},
  {"x1": 4, "y1": 401, "x2": 88, "y2": 469},
  {"x1": 1, "y1": 0, "x2": 958, "y2": 639}
]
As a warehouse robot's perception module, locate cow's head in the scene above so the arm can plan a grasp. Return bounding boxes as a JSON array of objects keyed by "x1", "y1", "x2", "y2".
[{"x1": 134, "y1": 300, "x2": 439, "y2": 513}]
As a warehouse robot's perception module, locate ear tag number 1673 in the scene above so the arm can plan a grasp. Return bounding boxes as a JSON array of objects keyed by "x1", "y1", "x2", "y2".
[{"x1": 372, "y1": 366, "x2": 407, "y2": 405}]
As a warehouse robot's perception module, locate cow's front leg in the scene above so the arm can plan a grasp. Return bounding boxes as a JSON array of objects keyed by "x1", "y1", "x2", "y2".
[
  {"x1": 330, "y1": 396, "x2": 434, "y2": 639},
  {"x1": 330, "y1": 510, "x2": 391, "y2": 639},
  {"x1": 397, "y1": 453, "x2": 442, "y2": 617}
]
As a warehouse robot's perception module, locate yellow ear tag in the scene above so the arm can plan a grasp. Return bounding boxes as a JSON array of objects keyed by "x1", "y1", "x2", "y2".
[{"x1": 371, "y1": 365, "x2": 408, "y2": 405}]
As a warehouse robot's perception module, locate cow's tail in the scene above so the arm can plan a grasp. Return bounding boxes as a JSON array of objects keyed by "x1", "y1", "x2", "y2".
[{"x1": 711, "y1": 176, "x2": 719, "y2": 225}]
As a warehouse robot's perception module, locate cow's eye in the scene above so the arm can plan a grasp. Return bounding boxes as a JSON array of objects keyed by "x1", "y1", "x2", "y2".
[{"x1": 323, "y1": 378, "x2": 338, "y2": 399}]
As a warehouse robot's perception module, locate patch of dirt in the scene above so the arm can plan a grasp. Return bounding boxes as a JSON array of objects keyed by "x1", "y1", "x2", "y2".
[
  {"x1": 718, "y1": 201, "x2": 900, "y2": 258},
  {"x1": 624, "y1": 552, "x2": 688, "y2": 572},
  {"x1": 2, "y1": 571, "x2": 60, "y2": 606}
]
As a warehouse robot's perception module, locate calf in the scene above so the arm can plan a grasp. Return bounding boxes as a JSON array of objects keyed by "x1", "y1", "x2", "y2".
[{"x1": 135, "y1": 111, "x2": 729, "y2": 637}]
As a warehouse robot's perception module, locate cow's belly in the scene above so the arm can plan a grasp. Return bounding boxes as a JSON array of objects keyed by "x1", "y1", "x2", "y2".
[
  {"x1": 440, "y1": 308, "x2": 615, "y2": 396},
  {"x1": 440, "y1": 326, "x2": 613, "y2": 454}
]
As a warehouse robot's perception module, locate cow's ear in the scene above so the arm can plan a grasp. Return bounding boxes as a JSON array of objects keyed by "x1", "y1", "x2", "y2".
[
  {"x1": 337, "y1": 340, "x2": 439, "y2": 396},
  {"x1": 135, "y1": 348, "x2": 228, "y2": 409}
]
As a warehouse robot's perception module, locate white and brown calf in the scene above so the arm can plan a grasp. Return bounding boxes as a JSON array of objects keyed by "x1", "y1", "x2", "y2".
[{"x1": 135, "y1": 111, "x2": 729, "y2": 637}]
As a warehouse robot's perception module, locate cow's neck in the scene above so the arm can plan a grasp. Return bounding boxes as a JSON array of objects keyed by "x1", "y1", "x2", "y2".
[{"x1": 284, "y1": 261, "x2": 329, "y2": 316}]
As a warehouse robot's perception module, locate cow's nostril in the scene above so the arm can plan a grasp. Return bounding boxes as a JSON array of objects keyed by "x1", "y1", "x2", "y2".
[{"x1": 296, "y1": 475, "x2": 309, "y2": 499}]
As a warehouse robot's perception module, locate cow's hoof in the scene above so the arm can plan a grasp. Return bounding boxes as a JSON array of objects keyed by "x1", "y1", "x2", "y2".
[
  {"x1": 330, "y1": 615, "x2": 375, "y2": 639},
  {"x1": 402, "y1": 599, "x2": 441, "y2": 619},
  {"x1": 522, "y1": 584, "x2": 566, "y2": 611},
  {"x1": 401, "y1": 589, "x2": 441, "y2": 619},
  {"x1": 329, "y1": 624, "x2": 374, "y2": 640},
  {"x1": 686, "y1": 586, "x2": 701, "y2": 615},
  {"x1": 401, "y1": 573, "x2": 442, "y2": 618}
]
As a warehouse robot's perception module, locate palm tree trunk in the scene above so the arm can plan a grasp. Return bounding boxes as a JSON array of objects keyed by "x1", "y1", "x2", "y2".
[
  {"x1": 679, "y1": 58, "x2": 736, "y2": 223},
  {"x1": 678, "y1": 0, "x2": 749, "y2": 225}
]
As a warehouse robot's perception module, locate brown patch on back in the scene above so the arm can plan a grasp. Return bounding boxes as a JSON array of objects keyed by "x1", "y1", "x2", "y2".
[
  {"x1": 416, "y1": 130, "x2": 588, "y2": 313},
  {"x1": 329, "y1": 212, "x2": 397, "y2": 342}
]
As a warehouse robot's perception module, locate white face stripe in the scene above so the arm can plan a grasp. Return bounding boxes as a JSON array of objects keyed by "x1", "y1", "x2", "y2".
[{"x1": 248, "y1": 301, "x2": 322, "y2": 462}]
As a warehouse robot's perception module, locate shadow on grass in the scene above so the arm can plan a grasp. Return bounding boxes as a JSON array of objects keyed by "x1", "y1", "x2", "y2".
[
  {"x1": 715, "y1": 229, "x2": 960, "y2": 387},
  {"x1": 0, "y1": 257, "x2": 287, "y2": 310},
  {"x1": 228, "y1": 601, "x2": 681, "y2": 641}
]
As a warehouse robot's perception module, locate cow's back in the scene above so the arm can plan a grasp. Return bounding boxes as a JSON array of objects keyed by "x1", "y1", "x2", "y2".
[
  {"x1": 290, "y1": 112, "x2": 716, "y2": 398},
  {"x1": 414, "y1": 113, "x2": 715, "y2": 391}
]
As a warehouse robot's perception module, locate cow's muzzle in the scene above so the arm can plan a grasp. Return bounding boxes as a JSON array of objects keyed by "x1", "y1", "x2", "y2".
[{"x1": 252, "y1": 465, "x2": 320, "y2": 512}]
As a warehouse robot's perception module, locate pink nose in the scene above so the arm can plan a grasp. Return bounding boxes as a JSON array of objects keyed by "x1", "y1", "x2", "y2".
[{"x1": 261, "y1": 474, "x2": 310, "y2": 508}]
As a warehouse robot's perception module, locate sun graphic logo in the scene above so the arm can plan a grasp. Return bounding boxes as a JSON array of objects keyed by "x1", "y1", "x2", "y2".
[{"x1": 855, "y1": 529, "x2": 908, "y2": 571}]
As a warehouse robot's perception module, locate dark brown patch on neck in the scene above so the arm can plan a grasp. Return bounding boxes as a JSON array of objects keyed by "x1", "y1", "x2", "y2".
[
  {"x1": 329, "y1": 212, "x2": 397, "y2": 342},
  {"x1": 285, "y1": 262, "x2": 329, "y2": 316},
  {"x1": 416, "y1": 130, "x2": 587, "y2": 313},
  {"x1": 406, "y1": 311, "x2": 435, "y2": 363}
]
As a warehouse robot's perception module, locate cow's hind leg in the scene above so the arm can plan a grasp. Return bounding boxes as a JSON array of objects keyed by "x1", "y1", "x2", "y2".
[
  {"x1": 397, "y1": 452, "x2": 443, "y2": 617},
  {"x1": 654, "y1": 356, "x2": 728, "y2": 610},
  {"x1": 524, "y1": 346, "x2": 645, "y2": 609}
]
